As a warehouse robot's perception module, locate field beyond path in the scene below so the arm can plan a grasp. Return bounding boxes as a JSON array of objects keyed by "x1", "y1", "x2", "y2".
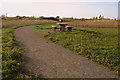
[{"x1": 14, "y1": 25, "x2": 117, "y2": 78}]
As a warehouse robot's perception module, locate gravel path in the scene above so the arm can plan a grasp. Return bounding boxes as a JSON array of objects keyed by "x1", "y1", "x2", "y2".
[{"x1": 14, "y1": 25, "x2": 118, "y2": 78}]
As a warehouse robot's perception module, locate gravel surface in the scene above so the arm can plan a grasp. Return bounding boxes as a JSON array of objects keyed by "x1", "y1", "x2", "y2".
[{"x1": 14, "y1": 25, "x2": 118, "y2": 78}]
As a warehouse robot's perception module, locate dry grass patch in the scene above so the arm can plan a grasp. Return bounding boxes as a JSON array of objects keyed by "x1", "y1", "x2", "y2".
[{"x1": 67, "y1": 20, "x2": 118, "y2": 28}]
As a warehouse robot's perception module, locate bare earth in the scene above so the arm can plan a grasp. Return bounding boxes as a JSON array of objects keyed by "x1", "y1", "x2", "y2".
[{"x1": 14, "y1": 25, "x2": 118, "y2": 78}]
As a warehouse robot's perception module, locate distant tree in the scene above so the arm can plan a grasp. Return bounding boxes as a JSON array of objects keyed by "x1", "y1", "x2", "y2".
[
  {"x1": 56, "y1": 16, "x2": 60, "y2": 19},
  {"x1": 114, "y1": 18, "x2": 117, "y2": 21},
  {"x1": 99, "y1": 15, "x2": 104, "y2": 20},
  {"x1": 15, "y1": 15, "x2": 22, "y2": 19},
  {"x1": 93, "y1": 16, "x2": 96, "y2": 20},
  {"x1": 2, "y1": 15, "x2": 6, "y2": 17},
  {"x1": 50, "y1": 17, "x2": 55, "y2": 19},
  {"x1": 16, "y1": 15, "x2": 20, "y2": 18},
  {"x1": 2, "y1": 15, "x2": 6, "y2": 20},
  {"x1": 89, "y1": 18, "x2": 92, "y2": 20},
  {"x1": 99, "y1": 15, "x2": 102, "y2": 19},
  {"x1": 81, "y1": 18, "x2": 87, "y2": 21},
  {"x1": 22, "y1": 16, "x2": 26, "y2": 18},
  {"x1": 39, "y1": 16, "x2": 44, "y2": 19},
  {"x1": 70, "y1": 17, "x2": 74, "y2": 20},
  {"x1": 31, "y1": 16, "x2": 35, "y2": 19},
  {"x1": 102, "y1": 16, "x2": 104, "y2": 19},
  {"x1": 95, "y1": 16, "x2": 98, "y2": 20}
]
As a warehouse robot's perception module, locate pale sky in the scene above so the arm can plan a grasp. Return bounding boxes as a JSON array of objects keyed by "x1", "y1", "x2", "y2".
[
  {"x1": 1, "y1": 0, "x2": 120, "y2": 2},
  {"x1": 1, "y1": 0, "x2": 119, "y2": 19}
]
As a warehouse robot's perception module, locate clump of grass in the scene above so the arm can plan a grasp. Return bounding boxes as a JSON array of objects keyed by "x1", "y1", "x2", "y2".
[{"x1": 42, "y1": 25, "x2": 119, "y2": 72}]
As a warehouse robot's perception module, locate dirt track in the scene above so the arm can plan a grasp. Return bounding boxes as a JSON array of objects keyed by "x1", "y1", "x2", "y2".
[{"x1": 14, "y1": 25, "x2": 118, "y2": 78}]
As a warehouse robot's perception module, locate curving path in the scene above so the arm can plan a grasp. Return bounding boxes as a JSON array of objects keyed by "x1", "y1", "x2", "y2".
[{"x1": 14, "y1": 25, "x2": 118, "y2": 78}]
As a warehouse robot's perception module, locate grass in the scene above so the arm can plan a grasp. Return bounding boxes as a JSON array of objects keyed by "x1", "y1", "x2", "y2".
[
  {"x1": 35, "y1": 22, "x2": 119, "y2": 72},
  {"x1": 2, "y1": 19, "x2": 119, "y2": 79},
  {"x1": 2, "y1": 19, "x2": 56, "y2": 28},
  {"x1": 2, "y1": 20, "x2": 56, "y2": 79},
  {"x1": 66, "y1": 20, "x2": 118, "y2": 28},
  {"x1": 2, "y1": 26, "x2": 41, "y2": 79},
  {"x1": 34, "y1": 23, "x2": 58, "y2": 30}
]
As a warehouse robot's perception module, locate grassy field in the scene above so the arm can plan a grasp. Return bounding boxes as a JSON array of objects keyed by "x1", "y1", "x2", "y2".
[
  {"x1": 66, "y1": 20, "x2": 118, "y2": 28},
  {"x1": 1, "y1": 19, "x2": 119, "y2": 79},
  {"x1": 35, "y1": 20, "x2": 119, "y2": 72},
  {"x1": 2, "y1": 20, "x2": 56, "y2": 79},
  {"x1": 2, "y1": 19, "x2": 56, "y2": 27}
]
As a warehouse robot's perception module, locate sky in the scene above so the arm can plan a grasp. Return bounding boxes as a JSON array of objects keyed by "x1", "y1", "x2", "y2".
[
  {"x1": 1, "y1": 0, "x2": 119, "y2": 19},
  {"x1": 1, "y1": 0, "x2": 120, "y2": 2}
]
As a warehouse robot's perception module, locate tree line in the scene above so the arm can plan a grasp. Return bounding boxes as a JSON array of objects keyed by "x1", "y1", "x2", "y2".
[{"x1": 1, "y1": 14, "x2": 117, "y2": 21}]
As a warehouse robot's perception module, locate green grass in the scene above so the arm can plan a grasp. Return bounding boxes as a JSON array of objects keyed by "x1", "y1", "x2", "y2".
[
  {"x1": 2, "y1": 20, "x2": 56, "y2": 79},
  {"x1": 36, "y1": 24, "x2": 119, "y2": 72},
  {"x1": 34, "y1": 23, "x2": 58, "y2": 30},
  {"x1": 2, "y1": 26, "x2": 40, "y2": 79}
]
